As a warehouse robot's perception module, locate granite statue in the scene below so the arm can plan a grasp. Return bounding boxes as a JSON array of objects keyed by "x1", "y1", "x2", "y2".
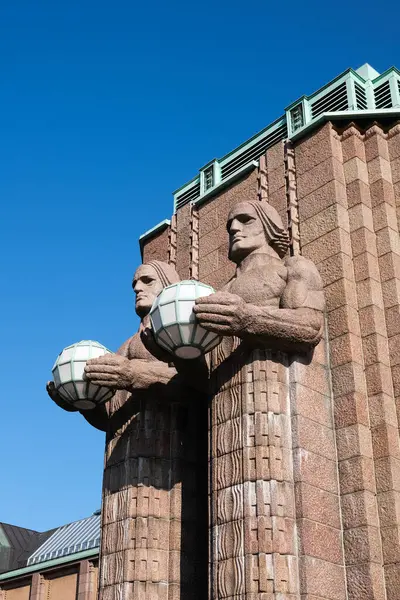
[
  {"x1": 192, "y1": 200, "x2": 325, "y2": 599},
  {"x1": 47, "y1": 260, "x2": 207, "y2": 600}
]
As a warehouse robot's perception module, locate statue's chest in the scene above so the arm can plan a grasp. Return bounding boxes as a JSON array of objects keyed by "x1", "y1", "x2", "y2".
[
  {"x1": 227, "y1": 267, "x2": 287, "y2": 306},
  {"x1": 127, "y1": 333, "x2": 154, "y2": 361}
]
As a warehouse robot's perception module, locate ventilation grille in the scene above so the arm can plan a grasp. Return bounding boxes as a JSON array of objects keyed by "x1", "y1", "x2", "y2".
[
  {"x1": 204, "y1": 165, "x2": 214, "y2": 191},
  {"x1": 175, "y1": 182, "x2": 201, "y2": 210},
  {"x1": 311, "y1": 82, "x2": 348, "y2": 118},
  {"x1": 290, "y1": 104, "x2": 304, "y2": 132},
  {"x1": 221, "y1": 122, "x2": 287, "y2": 180},
  {"x1": 354, "y1": 82, "x2": 368, "y2": 109},
  {"x1": 374, "y1": 80, "x2": 392, "y2": 108}
]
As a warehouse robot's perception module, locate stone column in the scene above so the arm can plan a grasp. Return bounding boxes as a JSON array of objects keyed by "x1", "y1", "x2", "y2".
[
  {"x1": 365, "y1": 124, "x2": 400, "y2": 599},
  {"x1": 209, "y1": 343, "x2": 299, "y2": 599}
]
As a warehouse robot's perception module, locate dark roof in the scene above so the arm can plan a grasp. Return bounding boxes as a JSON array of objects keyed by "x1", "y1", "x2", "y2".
[
  {"x1": 0, "y1": 523, "x2": 56, "y2": 574},
  {"x1": 0, "y1": 513, "x2": 101, "y2": 576}
]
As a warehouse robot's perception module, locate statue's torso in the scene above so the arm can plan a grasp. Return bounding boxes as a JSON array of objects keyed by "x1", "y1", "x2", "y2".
[{"x1": 226, "y1": 253, "x2": 287, "y2": 307}]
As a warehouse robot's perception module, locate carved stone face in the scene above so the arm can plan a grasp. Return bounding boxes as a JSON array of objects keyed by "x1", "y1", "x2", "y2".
[
  {"x1": 132, "y1": 264, "x2": 164, "y2": 318},
  {"x1": 227, "y1": 202, "x2": 267, "y2": 263}
]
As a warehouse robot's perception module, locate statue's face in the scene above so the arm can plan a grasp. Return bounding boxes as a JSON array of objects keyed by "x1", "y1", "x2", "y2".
[
  {"x1": 227, "y1": 202, "x2": 266, "y2": 263},
  {"x1": 132, "y1": 264, "x2": 163, "y2": 318}
]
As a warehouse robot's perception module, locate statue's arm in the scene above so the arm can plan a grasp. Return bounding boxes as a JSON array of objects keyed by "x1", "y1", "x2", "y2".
[
  {"x1": 124, "y1": 358, "x2": 178, "y2": 391},
  {"x1": 195, "y1": 256, "x2": 324, "y2": 352},
  {"x1": 84, "y1": 347, "x2": 187, "y2": 398},
  {"x1": 242, "y1": 256, "x2": 324, "y2": 347}
]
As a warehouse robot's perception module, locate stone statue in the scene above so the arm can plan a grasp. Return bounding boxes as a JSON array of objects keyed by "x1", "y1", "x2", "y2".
[
  {"x1": 47, "y1": 260, "x2": 207, "y2": 600},
  {"x1": 192, "y1": 200, "x2": 325, "y2": 599},
  {"x1": 194, "y1": 200, "x2": 324, "y2": 352}
]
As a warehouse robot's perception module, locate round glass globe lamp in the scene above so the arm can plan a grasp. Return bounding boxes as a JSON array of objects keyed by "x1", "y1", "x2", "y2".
[
  {"x1": 52, "y1": 340, "x2": 114, "y2": 410},
  {"x1": 150, "y1": 280, "x2": 221, "y2": 359}
]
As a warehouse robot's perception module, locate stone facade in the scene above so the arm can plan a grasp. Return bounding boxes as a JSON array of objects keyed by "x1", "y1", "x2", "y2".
[
  {"x1": 0, "y1": 559, "x2": 98, "y2": 600},
  {"x1": 140, "y1": 119, "x2": 400, "y2": 600}
]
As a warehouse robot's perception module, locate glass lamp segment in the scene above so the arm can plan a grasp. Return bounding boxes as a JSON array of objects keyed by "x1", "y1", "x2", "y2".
[
  {"x1": 150, "y1": 307, "x2": 163, "y2": 334},
  {"x1": 159, "y1": 285, "x2": 176, "y2": 303},
  {"x1": 159, "y1": 302, "x2": 177, "y2": 326},
  {"x1": 58, "y1": 362, "x2": 72, "y2": 383},
  {"x1": 177, "y1": 282, "x2": 197, "y2": 300},
  {"x1": 165, "y1": 323, "x2": 182, "y2": 346},
  {"x1": 178, "y1": 300, "x2": 196, "y2": 323}
]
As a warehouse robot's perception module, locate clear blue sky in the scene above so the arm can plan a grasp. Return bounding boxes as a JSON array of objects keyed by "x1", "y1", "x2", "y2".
[{"x1": 0, "y1": 0, "x2": 398, "y2": 532}]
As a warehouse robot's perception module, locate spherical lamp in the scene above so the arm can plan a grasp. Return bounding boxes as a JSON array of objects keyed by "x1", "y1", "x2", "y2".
[
  {"x1": 150, "y1": 280, "x2": 221, "y2": 359},
  {"x1": 52, "y1": 340, "x2": 114, "y2": 410}
]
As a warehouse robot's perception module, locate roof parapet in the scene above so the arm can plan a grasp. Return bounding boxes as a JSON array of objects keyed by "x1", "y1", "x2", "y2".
[{"x1": 171, "y1": 64, "x2": 400, "y2": 212}]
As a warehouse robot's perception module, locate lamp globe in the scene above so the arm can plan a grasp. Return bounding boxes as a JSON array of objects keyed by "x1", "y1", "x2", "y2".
[
  {"x1": 52, "y1": 340, "x2": 114, "y2": 410},
  {"x1": 150, "y1": 280, "x2": 221, "y2": 359}
]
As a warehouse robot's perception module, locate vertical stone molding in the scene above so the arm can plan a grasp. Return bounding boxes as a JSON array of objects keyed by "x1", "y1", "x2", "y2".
[
  {"x1": 266, "y1": 141, "x2": 288, "y2": 228},
  {"x1": 209, "y1": 346, "x2": 299, "y2": 599},
  {"x1": 29, "y1": 573, "x2": 45, "y2": 600},
  {"x1": 77, "y1": 560, "x2": 97, "y2": 600},
  {"x1": 388, "y1": 122, "x2": 400, "y2": 238},
  {"x1": 168, "y1": 214, "x2": 177, "y2": 268},
  {"x1": 175, "y1": 203, "x2": 192, "y2": 280},
  {"x1": 190, "y1": 204, "x2": 199, "y2": 281},
  {"x1": 257, "y1": 153, "x2": 269, "y2": 202},
  {"x1": 386, "y1": 123, "x2": 400, "y2": 427},
  {"x1": 364, "y1": 123, "x2": 400, "y2": 599},
  {"x1": 284, "y1": 140, "x2": 300, "y2": 256}
]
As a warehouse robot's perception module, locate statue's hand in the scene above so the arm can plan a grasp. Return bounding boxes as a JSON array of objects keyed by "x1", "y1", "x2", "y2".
[
  {"x1": 140, "y1": 324, "x2": 174, "y2": 364},
  {"x1": 84, "y1": 354, "x2": 136, "y2": 390},
  {"x1": 194, "y1": 291, "x2": 247, "y2": 336},
  {"x1": 46, "y1": 381, "x2": 78, "y2": 412}
]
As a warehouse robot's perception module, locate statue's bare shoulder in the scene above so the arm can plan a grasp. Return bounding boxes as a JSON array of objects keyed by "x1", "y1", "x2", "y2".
[{"x1": 281, "y1": 255, "x2": 325, "y2": 312}]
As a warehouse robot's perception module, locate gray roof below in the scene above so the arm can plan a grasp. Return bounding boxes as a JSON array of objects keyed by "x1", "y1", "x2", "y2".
[{"x1": 27, "y1": 514, "x2": 100, "y2": 566}]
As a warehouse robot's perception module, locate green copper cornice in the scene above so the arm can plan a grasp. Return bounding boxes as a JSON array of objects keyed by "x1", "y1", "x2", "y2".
[
  {"x1": 0, "y1": 548, "x2": 98, "y2": 582},
  {"x1": 169, "y1": 64, "x2": 400, "y2": 213}
]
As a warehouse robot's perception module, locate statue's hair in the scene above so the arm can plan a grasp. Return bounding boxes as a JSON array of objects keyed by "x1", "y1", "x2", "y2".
[
  {"x1": 143, "y1": 260, "x2": 180, "y2": 287},
  {"x1": 247, "y1": 201, "x2": 290, "y2": 258}
]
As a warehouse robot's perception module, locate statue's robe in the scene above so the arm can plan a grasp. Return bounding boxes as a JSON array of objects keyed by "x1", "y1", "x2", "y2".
[{"x1": 100, "y1": 331, "x2": 207, "y2": 600}]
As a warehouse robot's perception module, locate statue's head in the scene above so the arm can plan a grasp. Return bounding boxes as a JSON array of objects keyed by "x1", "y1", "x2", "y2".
[
  {"x1": 132, "y1": 260, "x2": 180, "y2": 318},
  {"x1": 227, "y1": 201, "x2": 290, "y2": 264}
]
